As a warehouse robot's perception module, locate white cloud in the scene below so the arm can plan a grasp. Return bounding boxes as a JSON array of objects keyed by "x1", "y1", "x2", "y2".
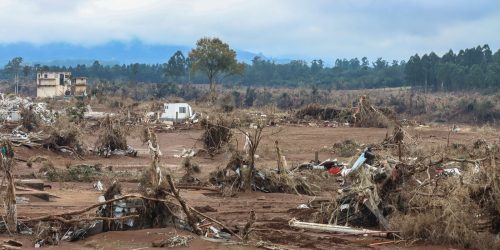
[{"x1": 0, "y1": 0, "x2": 499, "y2": 61}]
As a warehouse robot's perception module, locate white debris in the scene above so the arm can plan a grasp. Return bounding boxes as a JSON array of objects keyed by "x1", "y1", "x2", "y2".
[
  {"x1": 443, "y1": 168, "x2": 461, "y2": 176},
  {"x1": 98, "y1": 195, "x2": 106, "y2": 203},
  {"x1": 297, "y1": 204, "x2": 309, "y2": 209},
  {"x1": 94, "y1": 180, "x2": 104, "y2": 191},
  {"x1": 0, "y1": 93, "x2": 56, "y2": 123},
  {"x1": 243, "y1": 133, "x2": 252, "y2": 156},
  {"x1": 174, "y1": 148, "x2": 196, "y2": 158},
  {"x1": 340, "y1": 204, "x2": 350, "y2": 211},
  {"x1": 16, "y1": 196, "x2": 30, "y2": 204}
]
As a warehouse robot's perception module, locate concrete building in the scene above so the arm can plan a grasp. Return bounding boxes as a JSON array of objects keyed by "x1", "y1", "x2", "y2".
[
  {"x1": 73, "y1": 77, "x2": 88, "y2": 96},
  {"x1": 36, "y1": 72, "x2": 87, "y2": 98}
]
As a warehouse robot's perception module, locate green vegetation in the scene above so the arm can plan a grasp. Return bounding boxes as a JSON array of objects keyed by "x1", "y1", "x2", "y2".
[
  {"x1": 189, "y1": 37, "x2": 244, "y2": 101},
  {"x1": 1, "y1": 42, "x2": 499, "y2": 95}
]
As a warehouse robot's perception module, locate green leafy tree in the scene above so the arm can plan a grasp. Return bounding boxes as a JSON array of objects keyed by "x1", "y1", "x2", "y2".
[
  {"x1": 165, "y1": 50, "x2": 187, "y2": 82},
  {"x1": 189, "y1": 37, "x2": 244, "y2": 102},
  {"x1": 5, "y1": 57, "x2": 23, "y2": 94}
]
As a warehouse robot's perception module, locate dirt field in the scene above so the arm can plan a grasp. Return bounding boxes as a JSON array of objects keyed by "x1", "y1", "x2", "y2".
[{"x1": 3, "y1": 123, "x2": 497, "y2": 249}]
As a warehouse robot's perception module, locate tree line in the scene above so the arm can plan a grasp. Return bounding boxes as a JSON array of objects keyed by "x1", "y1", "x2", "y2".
[
  {"x1": 405, "y1": 45, "x2": 499, "y2": 91},
  {"x1": 1, "y1": 42, "x2": 499, "y2": 95}
]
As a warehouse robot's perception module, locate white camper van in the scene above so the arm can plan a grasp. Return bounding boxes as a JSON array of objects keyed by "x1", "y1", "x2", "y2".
[{"x1": 159, "y1": 103, "x2": 193, "y2": 122}]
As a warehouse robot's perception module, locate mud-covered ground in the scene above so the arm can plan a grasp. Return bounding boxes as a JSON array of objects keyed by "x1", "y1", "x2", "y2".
[{"x1": 3, "y1": 124, "x2": 499, "y2": 249}]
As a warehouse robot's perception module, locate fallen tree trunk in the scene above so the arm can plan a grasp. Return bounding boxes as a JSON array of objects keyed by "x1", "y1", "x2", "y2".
[
  {"x1": 288, "y1": 218, "x2": 391, "y2": 237},
  {"x1": 166, "y1": 175, "x2": 202, "y2": 235}
]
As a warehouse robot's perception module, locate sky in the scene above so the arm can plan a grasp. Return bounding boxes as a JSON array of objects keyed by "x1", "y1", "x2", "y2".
[{"x1": 1, "y1": 0, "x2": 500, "y2": 62}]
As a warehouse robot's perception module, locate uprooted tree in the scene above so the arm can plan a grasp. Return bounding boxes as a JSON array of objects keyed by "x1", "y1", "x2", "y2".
[
  {"x1": 209, "y1": 120, "x2": 314, "y2": 195},
  {"x1": 1, "y1": 139, "x2": 16, "y2": 233},
  {"x1": 95, "y1": 115, "x2": 130, "y2": 157},
  {"x1": 42, "y1": 117, "x2": 85, "y2": 157},
  {"x1": 142, "y1": 127, "x2": 163, "y2": 188}
]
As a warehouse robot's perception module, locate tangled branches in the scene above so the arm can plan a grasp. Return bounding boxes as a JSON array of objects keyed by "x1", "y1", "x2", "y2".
[{"x1": 200, "y1": 117, "x2": 232, "y2": 155}]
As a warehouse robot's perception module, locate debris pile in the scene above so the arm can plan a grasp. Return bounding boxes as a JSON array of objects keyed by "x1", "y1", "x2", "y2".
[
  {"x1": 152, "y1": 234, "x2": 194, "y2": 248},
  {"x1": 179, "y1": 157, "x2": 201, "y2": 185},
  {"x1": 295, "y1": 104, "x2": 348, "y2": 121},
  {"x1": 95, "y1": 116, "x2": 137, "y2": 157},
  {"x1": 200, "y1": 117, "x2": 232, "y2": 155},
  {"x1": 42, "y1": 117, "x2": 85, "y2": 157},
  {"x1": 0, "y1": 123, "x2": 85, "y2": 158},
  {"x1": 304, "y1": 139, "x2": 500, "y2": 248},
  {"x1": 294, "y1": 96, "x2": 394, "y2": 128},
  {"x1": 210, "y1": 151, "x2": 317, "y2": 195},
  {"x1": 0, "y1": 93, "x2": 56, "y2": 124},
  {"x1": 352, "y1": 95, "x2": 392, "y2": 128}
]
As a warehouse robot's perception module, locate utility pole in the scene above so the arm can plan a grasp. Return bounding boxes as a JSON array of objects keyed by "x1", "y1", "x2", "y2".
[{"x1": 15, "y1": 74, "x2": 18, "y2": 95}]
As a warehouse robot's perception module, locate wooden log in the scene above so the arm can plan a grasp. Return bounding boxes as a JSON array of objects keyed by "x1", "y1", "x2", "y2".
[
  {"x1": 368, "y1": 240, "x2": 405, "y2": 246},
  {"x1": 242, "y1": 210, "x2": 255, "y2": 240},
  {"x1": 275, "y1": 140, "x2": 284, "y2": 174},
  {"x1": 166, "y1": 174, "x2": 202, "y2": 235},
  {"x1": 15, "y1": 179, "x2": 45, "y2": 190},
  {"x1": 189, "y1": 206, "x2": 243, "y2": 241},
  {"x1": 363, "y1": 195, "x2": 391, "y2": 231},
  {"x1": 288, "y1": 218, "x2": 390, "y2": 237},
  {"x1": 176, "y1": 185, "x2": 220, "y2": 192}
]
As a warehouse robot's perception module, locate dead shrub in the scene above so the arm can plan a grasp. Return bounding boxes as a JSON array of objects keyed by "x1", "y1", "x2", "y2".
[
  {"x1": 95, "y1": 115, "x2": 128, "y2": 152},
  {"x1": 295, "y1": 104, "x2": 347, "y2": 120},
  {"x1": 353, "y1": 96, "x2": 391, "y2": 128},
  {"x1": 254, "y1": 169, "x2": 315, "y2": 196},
  {"x1": 390, "y1": 152, "x2": 500, "y2": 249},
  {"x1": 20, "y1": 105, "x2": 41, "y2": 131},
  {"x1": 182, "y1": 157, "x2": 200, "y2": 175},
  {"x1": 332, "y1": 139, "x2": 360, "y2": 157},
  {"x1": 200, "y1": 117, "x2": 232, "y2": 155},
  {"x1": 42, "y1": 117, "x2": 85, "y2": 156},
  {"x1": 179, "y1": 157, "x2": 201, "y2": 185}
]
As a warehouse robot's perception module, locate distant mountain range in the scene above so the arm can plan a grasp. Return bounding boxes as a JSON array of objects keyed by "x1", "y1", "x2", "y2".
[{"x1": 0, "y1": 40, "x2": 290, "y2": 66}]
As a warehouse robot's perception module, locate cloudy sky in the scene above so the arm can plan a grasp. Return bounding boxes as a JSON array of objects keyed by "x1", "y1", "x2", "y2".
[{"x1": 1, "y1": 0, "x2": 499, "y2": 61}]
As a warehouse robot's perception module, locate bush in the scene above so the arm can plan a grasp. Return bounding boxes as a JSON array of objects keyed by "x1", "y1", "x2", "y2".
[
  {"x1": 43, "y1": 117, "x2": 85, "y2": 155},
  {"x1": 254, "y1": 91, "x2": 273, "y2": 107},
  {"x1": 66, "y1": 100, "x2": 87, "y2": 123},
  {"x1": 244, "y1": 87, "x2": 257, "y2": 107},
  {"x1": 277, "y1": 93, "x2": 293, "y2": 109}
]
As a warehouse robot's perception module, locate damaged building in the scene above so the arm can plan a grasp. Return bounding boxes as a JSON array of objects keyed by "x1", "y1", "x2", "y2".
[{"x1": 36, "y1": 72, "x2": 87, "y2": 98}]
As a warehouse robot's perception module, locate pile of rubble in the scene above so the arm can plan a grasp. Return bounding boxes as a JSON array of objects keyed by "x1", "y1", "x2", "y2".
[{"x1": 0, "y1": 93, "x2": 56, "y2": 123}]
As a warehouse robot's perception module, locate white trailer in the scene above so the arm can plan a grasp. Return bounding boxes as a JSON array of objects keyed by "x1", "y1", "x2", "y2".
[{"x1": 159, "y1": 103, "x2": 194, "y2": 122}]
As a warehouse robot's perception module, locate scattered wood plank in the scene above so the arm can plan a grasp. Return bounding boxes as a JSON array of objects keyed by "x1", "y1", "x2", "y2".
[{"x1": 288, "y1": 218, "x2": 391, "y2": 237}]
